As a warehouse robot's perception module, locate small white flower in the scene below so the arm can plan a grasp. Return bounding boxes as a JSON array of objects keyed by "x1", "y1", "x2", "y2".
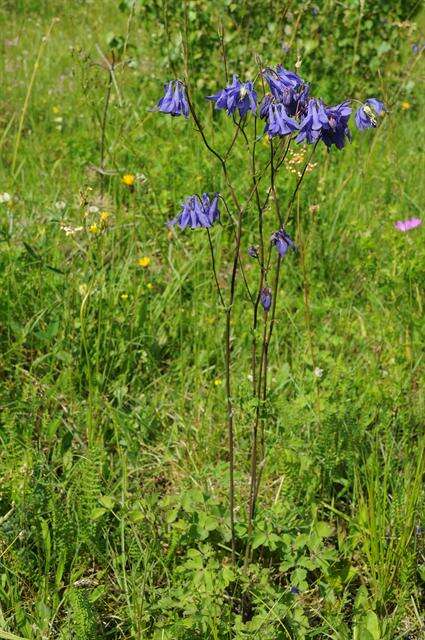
[
  {"x1": 0, "y1": 192, "x2": 11, "y2": 203},
  {"x1": 87, "y1": 205, "x2": 99, "y2": 214},
  {"x1": 313, "y1": 367, "x2": 324, "y2": 378},
  {"x1": 60, "y1": 224, "x2": 83, "y2": 236},
  {"x1": 55, "y1": 200, "x2": 66, "y2": 210},
  {"x1": 247, "y1": 374, "x2": 253, "y2": 382}
]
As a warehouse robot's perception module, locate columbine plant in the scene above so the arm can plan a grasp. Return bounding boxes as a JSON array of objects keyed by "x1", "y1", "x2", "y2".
[{"x1": 153, "y1": 59, "x2": 385, "y2": 564}]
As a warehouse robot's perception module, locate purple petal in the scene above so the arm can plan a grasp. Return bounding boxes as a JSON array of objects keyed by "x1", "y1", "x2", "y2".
[{"x1": 394, "y1": 217, "x2": 422, "y2": 232}]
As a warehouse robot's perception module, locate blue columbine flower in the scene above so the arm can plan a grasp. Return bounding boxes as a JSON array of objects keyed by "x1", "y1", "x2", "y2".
[
  {"x1": 277, "y1": 83, "x2": 311, "y2": 118},
  {"x1": 271, "y1": 228, "x2": 295, "y2": 257},
  {"x1": 207, "y1": 75, "x2": 257, "y2": 117},
  {"x1": 355, "y1": 98, "x2": 385, "y2": 130},
  {"x1": 321, "y1": 101, "x2": 352, "y2": 149},
  {"x1": 263, "y1": 66, "x2": 309, "y2": 116},
  {"x1": 412, "y1": 42, "x2": 425, "y2": 55},
  {"x1": 264, "y1": 66, "x2": 303, "y2": 94},
  {"x1": 259, "y1": 93, "x2": 274, "y2": 119},
  {"x1": 156, "y1": 80, "x2": 189, "y2": 118},
  {"x1": 265, "y1": 103, "x2": 299, "y2": 138},
  {"x1": 296, "y1": 98, "x2": 329, "y2": 145},
  {"x1": 168, "y1": 193, "x2": 219, "y2": 229},
  {"x1": 260, "y1": 287, "x2": 272, "y2": 312},
  {"x1": 289, "y1": 83, "x2": 310, "y2": 117},
  {"x1": 248, "y1": 245, "x2": 259, "y2": 258}
]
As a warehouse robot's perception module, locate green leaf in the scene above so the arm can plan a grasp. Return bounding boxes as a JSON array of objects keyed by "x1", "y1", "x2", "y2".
[
  {"x1": 128, "y1": 509, "x2": 145, "y2": 522},
  {"x1": 364, "y1": 611, "x2": 380, "y2": 640},
  {"x1": 315, "y1": 521, "x2": 334, "y2": 538},
  {"x1": 376, "y1": 41, "x2": 391, "y2": 56},
  {"x1": 353, "y1": 626, "x2": 374, "y2": 640},
  {"x1": 98, "y1": 495, "x2": 115, "y2": 510},
  {"x1": 252, "y1": 532, "x2": 267, "y2": 549},
  {"x1": 166, "y1": 508, "x2": 179, "y2": 524},
  {"x1": 0, "y1": 631, "x2": 28, "y2": 640},
  {"x1": 297, "y1": 556, "x2": 317, "y2": 571},
  {"x1": 90, "y1": 507, "x2": 107, "y2": 520}
]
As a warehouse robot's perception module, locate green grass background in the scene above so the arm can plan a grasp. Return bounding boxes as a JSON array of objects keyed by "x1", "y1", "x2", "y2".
[{"x1": 0, "y1": 2, "x2": 423, "y2": 638}]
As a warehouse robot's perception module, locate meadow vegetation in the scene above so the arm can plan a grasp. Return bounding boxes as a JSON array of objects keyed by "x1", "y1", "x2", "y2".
[{"x1": 0, "y1": 1, "x2": 424, "y2": 638}]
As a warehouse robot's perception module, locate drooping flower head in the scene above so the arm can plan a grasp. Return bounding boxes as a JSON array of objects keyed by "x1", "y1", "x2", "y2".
[
  {"x1": 207, "y1": 75, "x2": 257, "y2": 117},
  {"x1": 296, "y1": 98, "x2": 329, "y2": 145},
  {"x1": 355, "y1": 98, "x2": 385, "y2": 130},
  {"x1": 263, "y1": 66, "x2": 309, "y2": 117},
  {"x1": 260, "y1": 287, "x2": 272, "y2": 312},
  {"x1": 259, "y1": 93, "x2": 274, "y2": 119},
  {"x1": 248, "y1": 245, "x2": 259, "y2": 258},
  {"x1": 264, "y1": 66, "x2": 303, "y2": 96},
  {"x1": 394, "y1": 217, "x2": 422, "y2": 232},
  {"x1": 271, "y1": 228, "x2": 295, "y2": 257},
  {"x1": 264, "y1": 103, "x2": 299, "y2": 138},
  {"x1": 168, "y1": 193, "x2": 219, "y2": 229},
  {"x1": 412, "y1": 42, "x2": 425, "y2": 55},
  {"x1": 289, "y1": 83, "x2": 310, "y2": 117},
  {"x1": 321, "y1": 101, "x2": 352, "y2": 149},
  {"x1": 156, "y1": 80, "x2": 189, "y2": 118}
]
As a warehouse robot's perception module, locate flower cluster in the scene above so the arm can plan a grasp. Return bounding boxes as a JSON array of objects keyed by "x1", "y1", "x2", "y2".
[
  {"x1": 168, "y1": 193, "x2": 220, "y2": 229},
  {"x1": 262, "y1": 66, "x2": 310, "y2": 118},
  {"x1": 287, "y1": 148, "x2": 317, "y2": 177},
  {"x1": 154, "y1": 69, "x2": 385, "y2": 153}
]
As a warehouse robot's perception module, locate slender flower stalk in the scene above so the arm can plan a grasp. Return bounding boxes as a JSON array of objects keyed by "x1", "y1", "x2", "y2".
[{"x1": 153, "y1": 51, "x2": 385, "y2": 576}]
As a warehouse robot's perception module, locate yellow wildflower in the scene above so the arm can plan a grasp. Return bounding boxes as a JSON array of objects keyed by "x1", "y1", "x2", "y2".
[
  {"x1": 146, "y1": 282, "x2": 153, "y2": 290},
  {"x1": 401, "y1": 101, "x2": 411, "y2": 110},
  {"x1": 122, "y1": 174, "x2": 136, "y2": 187},
  {"x1": 52, "y1": 105, "x2": 60, "y2": 114},
  {"x1": 121, "y1": 293, "x2": 129, "y2": 300},
  {"x1": 99, "y1": 211, "x2": 110, "y2": 222},
  {"x1": 88, "y1": 223, "x2": 100, "y2": 234},
  {"x1": 214, "y1": 378, "x2": 222, "y2": 386},
  {"x1": 138, "y1": 256, "x2": 151, "y2": 268}
]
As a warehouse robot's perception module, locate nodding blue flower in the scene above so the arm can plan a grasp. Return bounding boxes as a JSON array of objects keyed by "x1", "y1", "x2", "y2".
[
  {"x1": 265, "y1": 103, "x2": 299, "y2": 138},
  {"x1": 260, "y1": 93, "x2": 274, "y2": 119},
  {"x1": 156, "y1": 80, "x2": 189, "y2": 118},
  {"x1": 321, "y1": 101, "x2": 352, "y2": 149},
  {"x1": 271, "y1": 228, "x2": 295, "y2": 257},
  {"x1": 260, "y1": 287, "x2": 272, "y2": 312},
  {"x1": 262, "y1": 67, "x2": 309, "y2": 118},
  {"x1": 207, "y1": 75, "x2": 257, "y2": 117},
  {"x1": 168, "y1": 193, "x2": 219, "y2": 229},
  {"x1": 248, "y1": 245, "x2": 259, "y2": 258},
  {"x1": 282, "y1": 83, "x2": 310, "y2": 117},
  {"x1": 267, "y1": 65, "x2": 304, "y2": 92},
  {"x1": 412, "y1": 42, "x2": 425, "y2": 55},
  {"x1": 296, "y1": 98, "x2": 329, "y2": 145},
  {"x1": 355, "y1": 98, "x2": 385, "y2": 130}
]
